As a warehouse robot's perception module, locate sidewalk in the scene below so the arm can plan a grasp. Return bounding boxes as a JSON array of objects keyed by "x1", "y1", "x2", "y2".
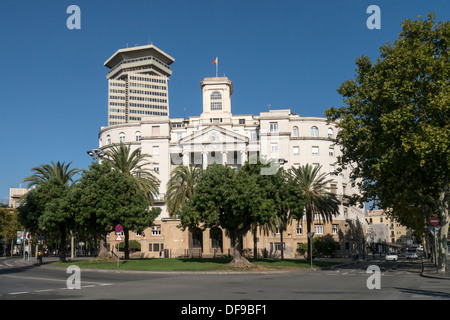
[{"x1": 421, "y1": 259, "x2": 450, "y2": 280}]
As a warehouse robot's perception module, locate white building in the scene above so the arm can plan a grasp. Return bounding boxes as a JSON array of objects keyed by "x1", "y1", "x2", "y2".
[{"x1": 98, "y1": 45, "x2": 367, "y2": 258}]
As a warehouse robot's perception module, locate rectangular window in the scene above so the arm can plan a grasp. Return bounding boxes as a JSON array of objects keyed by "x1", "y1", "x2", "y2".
[
  {"x1": 312, "y1": 146, "x2": 319, "y2": 155},
  {"x1": 330, "y1": 164, "x2": 335, "y2": 175},
  {"x1": 329, "y1": 147, "x2": 334, "y2": 156},
  {"x1": 296, "y1": 223, "x2": 302, "y2": 235},
  {"x1": 314, "y1": 225, "x2": 324, "y2": 234},
  {"x1": 153, "y1": 146, "x2": 160, "y2": 155},
  {"x1": 270, "y1": 122, "x2": 278, "y2": 133},
  {"x1": 239, "y1": 119, "x2": 245, "y2": 124},
  {"x1": 271, "y1": 143, "x2": 278, "y2": 153},
  {"x1": 293, "y1": 146, "x2": 299, "y2": 155},
  {"x1": 152, "y1": 225, "x2": 161, "y2": 236},
  {"x1": 332, "y1": 224, "x2": 339, "y2": 234}
]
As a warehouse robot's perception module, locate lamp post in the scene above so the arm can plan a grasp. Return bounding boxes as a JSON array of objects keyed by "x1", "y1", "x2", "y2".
[{"x1": 87, "y1": 149, "x2": 105, "y2": 161}]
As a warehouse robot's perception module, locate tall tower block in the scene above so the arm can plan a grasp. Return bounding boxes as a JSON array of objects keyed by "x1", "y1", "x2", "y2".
[{"x1": 104, "y1": 44, "x2": 175, "y2": 126}]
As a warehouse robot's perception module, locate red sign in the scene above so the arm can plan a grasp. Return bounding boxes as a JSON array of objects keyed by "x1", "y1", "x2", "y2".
[
  {"x1": 115, "y1": 225, "x2": 123, "y2": 233},
  {"x1": 429, "y1": 217, "x2": 440, "y2": 226}
]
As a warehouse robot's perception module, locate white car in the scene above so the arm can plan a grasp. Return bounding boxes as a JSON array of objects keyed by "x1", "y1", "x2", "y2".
[
  {"x1": 385, "y1": 252, "x2": 398, "y2": 261},
  {"x1": 406, "y1": 250, "x2": 418, "y2": 259}
]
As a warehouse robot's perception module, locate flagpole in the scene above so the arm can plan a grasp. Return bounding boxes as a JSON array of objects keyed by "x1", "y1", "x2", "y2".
[{"x1": 216, "y1": 57, "x2": 218, "y2": 77}]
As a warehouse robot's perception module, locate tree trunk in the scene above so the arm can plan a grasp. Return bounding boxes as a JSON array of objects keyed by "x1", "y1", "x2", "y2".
[
  {"x1": 253, "y1": 225, "x2": 258, "y2": 259},
  {"x1": 59, "y1": 226, "x2": 66, "y2": 262},
  {"x1": 280, "y1": 228, "x2": 284, "y2": 260},
  {"x1": 228, "y1": 231, "x2": 254, "y2": 268},
  {"x1": 124, "y1": 228, "x2": 130, "y2": 260},
  {"x1": 98, "y1": 233, "x2": 109, "y2": 257},
  {"x1": 437, "y1": 187, "x2": 449, "y2": 273}
]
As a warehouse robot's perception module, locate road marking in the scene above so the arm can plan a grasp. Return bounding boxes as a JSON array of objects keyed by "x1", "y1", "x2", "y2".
[{"x1": 8, "y1": 291, "x2": 30, "y2": 295}]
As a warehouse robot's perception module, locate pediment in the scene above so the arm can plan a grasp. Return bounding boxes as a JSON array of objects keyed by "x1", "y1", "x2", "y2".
[{"x1": 180, "y1": 125, "x2": 248, "y2": 146}]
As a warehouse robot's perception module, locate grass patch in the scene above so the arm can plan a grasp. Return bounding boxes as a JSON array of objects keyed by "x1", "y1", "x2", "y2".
[{"x1": 51, "y1": 257, "x2": 337, "y2": 271}]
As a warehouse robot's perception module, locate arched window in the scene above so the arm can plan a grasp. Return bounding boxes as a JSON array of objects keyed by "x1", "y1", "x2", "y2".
[
  {"x1": 135, "y1": 131, "x2": 141, "y2": 142},
  {"x1": 119, "y1": 132, "x2": 125, "y2": 143},
  {"x1": 311, "y1": 126, "x2": 319, "y2": 137},
  {"x1": 107, "y1": 135, "x2": 111, "y2": 145},
  {"x1": 328, "y1": 128, "x2": 334, "y2": 138},
  {"x1": 210, "y1": 91, "x2": 222, "y2": 110},
  {"x1": 292, "y1": 126, "x2": 299, "y2": 137}
]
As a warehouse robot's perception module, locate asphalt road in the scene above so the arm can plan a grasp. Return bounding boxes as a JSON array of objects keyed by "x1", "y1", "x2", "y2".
[{"x1": 1, "y1": 256, "x2": 449, "y2": 304}]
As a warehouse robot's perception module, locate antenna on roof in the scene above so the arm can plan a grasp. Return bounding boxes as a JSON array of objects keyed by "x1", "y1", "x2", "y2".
[{"x1": 268, "y1": 104, "x2": 271, "y2": 111}]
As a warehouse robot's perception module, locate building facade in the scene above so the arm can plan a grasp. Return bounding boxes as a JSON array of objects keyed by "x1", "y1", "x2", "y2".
[
  {"x1": 98, "y1": 45, "x2": 367, "y2": 259},
  {"x1": 104, "y1": 45, "x2": 174, "y2": 126},
  {"x1": 366, "y1": 209, "x2": 414, "y2": 251}
]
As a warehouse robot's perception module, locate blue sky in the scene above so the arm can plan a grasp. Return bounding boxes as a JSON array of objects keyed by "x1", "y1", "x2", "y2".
[{"x1": 0, "y1": 0, "x2": 449, "y2": 201}]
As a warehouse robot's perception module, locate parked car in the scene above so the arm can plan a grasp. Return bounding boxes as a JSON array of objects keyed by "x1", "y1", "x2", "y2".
[
  {"x1": 406, "y1": 250, "x2": 418, "y2": 259},
  {"x1": 385, "y1": 252, "x2": 398, "y2": 261}
]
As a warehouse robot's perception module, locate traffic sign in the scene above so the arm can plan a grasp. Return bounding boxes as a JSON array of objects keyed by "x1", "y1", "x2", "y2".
[
  {"x1": 115, "y1": 235, "x2": 123, "y2": 241},
  {"x1": 429, "y1": 217, "x2": 440, "y2": 226},
  {"x1": 428, "y1": 226, "x2": 441, "y2": 237},
  {"x1": 115, "y1": 225, "x2": 123, "y2": 233}
]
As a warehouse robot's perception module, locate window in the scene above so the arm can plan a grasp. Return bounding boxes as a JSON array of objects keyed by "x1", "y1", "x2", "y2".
[
  {"x1": 311, "y1": 126, "x2": 319, "y2": 137},
  {"x1": 271, "y1": 143, "x2": 278, "y2": 153},
  {"x1": 312, "y1": 146, "x2": 319, "y2": 155},
  {"x1": 153, "y1": 146, "x2": 160, "y2": 155},
  {"x1": 293, "y1": 146, "x2": 299, "y2": 155},
  {"x1": 329, "y1": 147, "x2": 334, "y2": 156},
  {"x1": 328, "y1": 128, "x2": 334, "y2": 138},
  {"x1": 270, "y1": 122, "x2": 278, "y2": 133},
  {"x1": 314, "y1": 225, "x2": 324, "y2": 234},
  {"x1": 296, "y1": 223, "x2": 302, "y2": 235},
  {"x1": 210, "y1": 91, "x2": 222, "y2": 110},
  {"x1": 153, "y1": 163, "x2": 159, "y2": 173},
  {"x1": 250, "y1": 132, "x2": 257, "y2": 141},
  {"x1": 330, "y1": 164, "x2": 335, "y2": 175},
  {"x1": 107, "y1": 135, "x2": 111, "y2": 145},
  {"x1": 119, "y1": 132, "x2": 125, "y2": 143},
  {"x1": 332, "y1": 224, "x2": 339, "y2": 235},
  {"x1": 152, "y1": 225, "x2": 161, "y2": 236},
  {"x1": 239, "y1": 119, "x2": 245, "y2": 124},
  {"x1": 135, "y1": 131, "x2": 141, "y2": 142},
  {"x1": 292, "y1": 126, "x2": 299, "y2": 137},
  {"x1": 177, "y1": 132, "x2": 182, "y2": 141},
  {"x1": 270, "y1": 242, "x2": 285, "y2": 251}
]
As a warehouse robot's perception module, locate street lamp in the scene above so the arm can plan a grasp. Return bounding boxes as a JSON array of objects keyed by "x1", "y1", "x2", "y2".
[{"x1": 87, "y1": 149, "x2": 105, "y2": 161}]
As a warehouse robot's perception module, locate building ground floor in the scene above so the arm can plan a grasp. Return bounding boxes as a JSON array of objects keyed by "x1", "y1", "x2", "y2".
[{"x1": 106, "y1": 217, "x2": 368, "y2": 260}]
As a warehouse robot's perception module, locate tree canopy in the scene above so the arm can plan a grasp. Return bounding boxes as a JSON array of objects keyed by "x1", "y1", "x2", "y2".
[{"x1": 325, "y1": 13, "x2": 449, "y2": 271}]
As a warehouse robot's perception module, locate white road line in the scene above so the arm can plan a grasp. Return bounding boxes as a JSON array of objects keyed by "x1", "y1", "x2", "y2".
[{"x1": 8, "y1": 292, "x2": 30, "y2": 295}]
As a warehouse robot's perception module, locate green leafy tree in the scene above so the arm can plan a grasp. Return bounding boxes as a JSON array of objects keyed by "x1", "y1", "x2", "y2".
[
  {"x1": 69, "y1": 163, "x2": 161, "y2": 259},
  {"x1": 289, "y1": 164, "x2": 340, "y2": 259},
  {"x1": 179, "y1": 164, "x2": 275, "y2": 268},
  {"x1": 102, "y1": 143, "x2": 160, "y2": 205},
  {"x1": 0, "y1": 209, "x2": 21, "y2": 256},
  {"x1": 325, "y1": 13, "x2": 449, "y2": 272},
  {"x1": 166, "y1": 165, "x2": 202, "y2": 217},
  {"x1": 18, "y1": 161, "x2": 79, "y2": 262}
]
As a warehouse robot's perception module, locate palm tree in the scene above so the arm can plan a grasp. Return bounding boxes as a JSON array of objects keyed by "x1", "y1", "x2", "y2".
[
  {"x1": 22, "y1": 161, "x2": 80, "y2": 189},
  {"x1": 101, "y1": 143, "x2": 160, "y2": 205},
  {"x1": 289, "y1": 164, "x2": 340, "y2": 259},
  {"x1": 166, "y1": 165, "x2": 201, "y2": 217}
]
